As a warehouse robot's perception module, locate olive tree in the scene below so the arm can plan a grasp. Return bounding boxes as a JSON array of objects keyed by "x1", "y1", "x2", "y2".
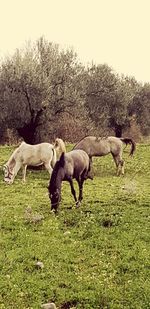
[
  {"x1": 85, "y1": 64, "x2": 139, "y2": 137},
  {"x1": 0, "y1": 37, "x2": 89, "y2": 143},
  {"x1": 131, "y1": 82, "x2": 150, "y2": 136},
  {"x1": 0, "y1": 46, "x2": 46, "y2": 143}
]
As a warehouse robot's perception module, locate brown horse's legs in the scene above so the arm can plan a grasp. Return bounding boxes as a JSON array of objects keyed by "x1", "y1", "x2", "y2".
[
  {"x1": 120, "y1": 160, "x2": 125, "y2": 175},
  {"x1": 76, "y1": 176, "x2": 86, "y2": 207},
  {"x1": 87, "y1": 157, "x2": 94, "y2": 180},
  {"x1": 112, "y1": 153, "x2": 124, "y2": 175},
  {"x1": 116, "y1": 159, "x2": 124, "y2": 175},
  {"x1": 78, "y1": 179, "x2": 84, "y2": 202},
  {"x1": 68, "y1": 178, "x2": 78, "y2": 204},
  {"x1": 112, "y1": 153, "x2": 119, "y2": 175}
]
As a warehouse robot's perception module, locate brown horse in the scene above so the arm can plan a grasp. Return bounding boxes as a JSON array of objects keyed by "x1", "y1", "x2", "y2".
[
  {"x1": 73, "y1": 136, "x2": 136, "y2": 175},
  {"x1": 48, "y1": 149, "x2": 92, "y2": 212}
]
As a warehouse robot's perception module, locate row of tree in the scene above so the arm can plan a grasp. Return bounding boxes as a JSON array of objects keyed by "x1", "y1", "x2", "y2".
[{"x1": 0, "y1": 37, "x2": 150, "y2": 144}]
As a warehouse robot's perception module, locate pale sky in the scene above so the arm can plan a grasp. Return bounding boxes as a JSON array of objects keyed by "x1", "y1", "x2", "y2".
[{"x1": 0, "y1": 0, "x2": 150, "y2": 83}]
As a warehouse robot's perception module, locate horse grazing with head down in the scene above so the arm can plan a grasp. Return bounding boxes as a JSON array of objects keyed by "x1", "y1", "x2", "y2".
[
  {"x1": 3, "y1": 139, "x2": 65, "y2": 184},
  {"x1": 48, "y1": 149, "x2": 93, "y2": 212},
  {"x1": 73, "y1": 136, "x2": 136, "y2": 175}
]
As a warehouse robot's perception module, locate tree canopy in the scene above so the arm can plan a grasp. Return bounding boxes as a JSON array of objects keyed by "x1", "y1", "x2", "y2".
[{"x1": 0, "y1": 37, "x2": 149, "y2": 144}]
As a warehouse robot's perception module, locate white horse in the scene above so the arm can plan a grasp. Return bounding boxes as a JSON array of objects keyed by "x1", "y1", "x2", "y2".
[{"x1": 3, "y1": 139, "x2": 66, "y2": 184}]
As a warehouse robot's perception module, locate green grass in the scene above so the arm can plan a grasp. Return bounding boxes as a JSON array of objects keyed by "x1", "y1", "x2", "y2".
[{"x1": 0, "y1": 143, "x2": 150, "y2": 309}]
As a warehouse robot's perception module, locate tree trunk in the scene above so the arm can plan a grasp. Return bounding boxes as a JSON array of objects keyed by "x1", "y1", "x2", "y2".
[
  {"x1": 17, "y1": 108, "x2": 45, "y2": 144},
  {"x1": 114, "y1": 124, "x2": 122, "y2": 137},
  {"x1": 17, "y1": 122, "x2": 36, "y2": 144}
]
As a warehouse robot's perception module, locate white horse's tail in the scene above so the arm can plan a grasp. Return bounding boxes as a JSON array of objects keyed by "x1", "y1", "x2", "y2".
[
  {"x1": 54, "y1": 138, "x2": 66, "y2": 159},
  {"x1": 51, "y1": 147, "x2": 57, "y2": 168}
]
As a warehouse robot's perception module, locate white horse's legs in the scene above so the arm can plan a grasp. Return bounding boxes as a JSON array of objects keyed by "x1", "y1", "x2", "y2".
[
  {"x1": 44, "y1": 162, "x2": 53, "y2": 175},
  {"x1": 22, "y1": 165, "x2": 27, "y2": 182},
  {"x1": 12, "y1": 162, "x2": 22, "y2": 182}
]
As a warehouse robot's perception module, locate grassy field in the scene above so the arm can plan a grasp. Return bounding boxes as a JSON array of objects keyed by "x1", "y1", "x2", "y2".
[{"x1": 0, "y1": 143, "x2": 150, "y2": 309}]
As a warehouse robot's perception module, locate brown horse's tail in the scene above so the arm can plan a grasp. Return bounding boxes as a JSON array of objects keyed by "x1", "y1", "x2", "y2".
[{"x1": 120, "y1": 138, "x2": 136, "y2": 156}]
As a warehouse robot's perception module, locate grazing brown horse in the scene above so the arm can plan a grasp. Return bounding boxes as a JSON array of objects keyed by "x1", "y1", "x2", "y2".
[
  {"x1": 48, "y1": 149, "x2": 92, "y2": 212},
  {"x1": 73, "y1": 136, "x2": 136, "y2": 175}
]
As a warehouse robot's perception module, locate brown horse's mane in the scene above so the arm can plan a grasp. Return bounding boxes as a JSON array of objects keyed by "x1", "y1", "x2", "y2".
[
  {"x1": 73, "y1": 135, "x2": 90, "y2": 149},
  {"x1": 73, "y1": 135, "x2": 109, "y2": 149},
  {"x1": 49, "y1": 153, "x2": 65, "y2": 191},
  {"x1": 50, "y1": 160, "x2": 60, "y2": 182}
]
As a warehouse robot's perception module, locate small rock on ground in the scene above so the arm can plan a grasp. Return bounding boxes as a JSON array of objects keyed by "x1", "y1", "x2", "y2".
[{"x1": 41, "y1": 302, "x2": 57, "y2": 309}]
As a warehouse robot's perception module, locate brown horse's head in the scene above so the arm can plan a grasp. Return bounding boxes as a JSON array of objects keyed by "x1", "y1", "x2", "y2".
[
  {"x1": 48, "y1": 153, "x2": 65, "y2": 212},
  {"x1": 49, "y1": 188, "x2": 61, "y2": 212}
]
